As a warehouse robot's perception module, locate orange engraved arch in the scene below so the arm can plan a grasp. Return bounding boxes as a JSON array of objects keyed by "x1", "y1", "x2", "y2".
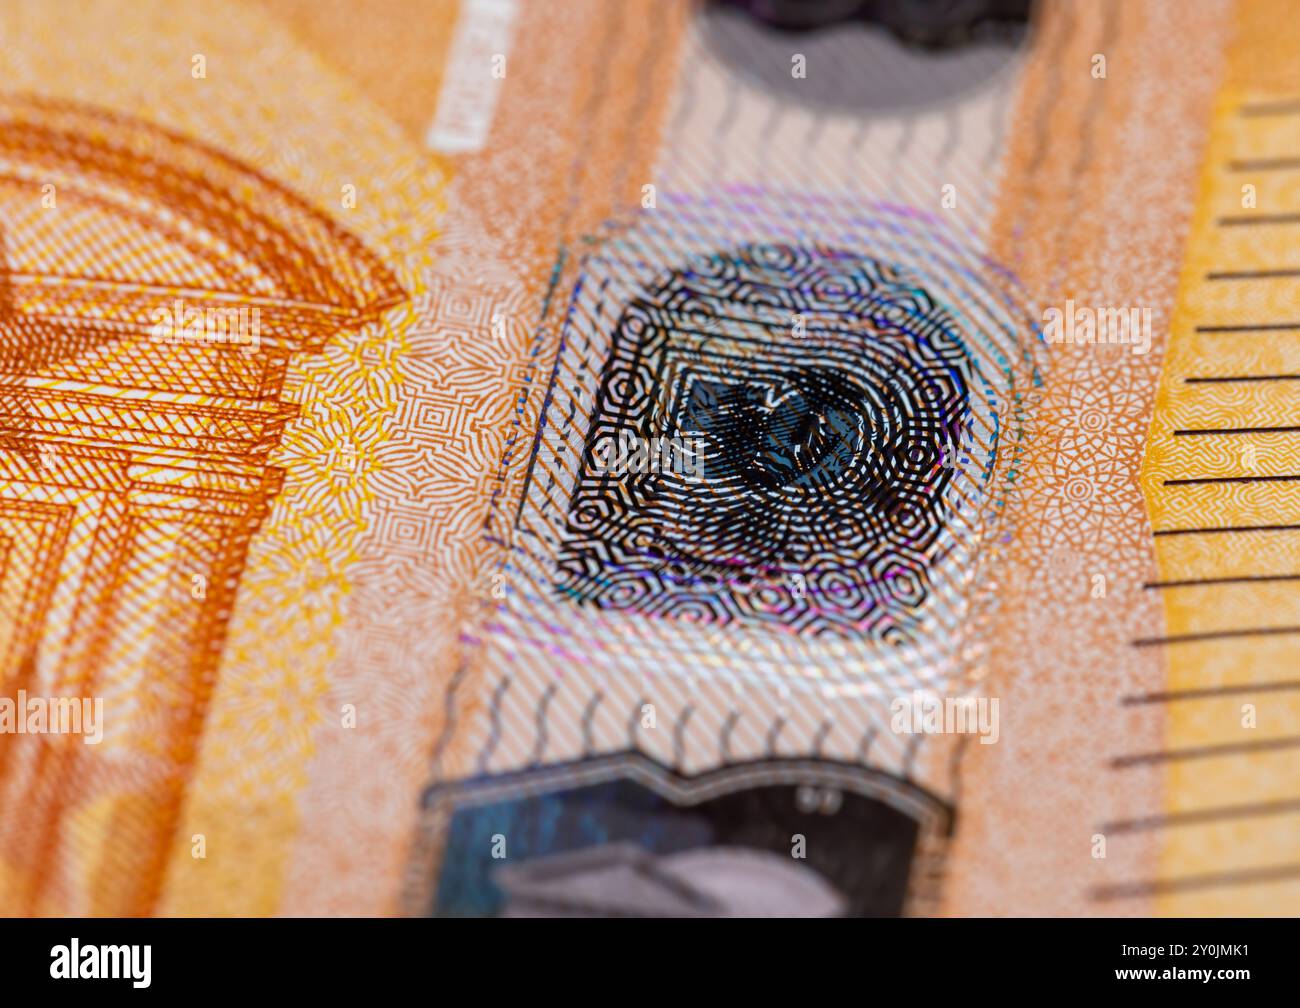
[{"x1": 0, "y1": 94, "x2": 405, "y2": 915}]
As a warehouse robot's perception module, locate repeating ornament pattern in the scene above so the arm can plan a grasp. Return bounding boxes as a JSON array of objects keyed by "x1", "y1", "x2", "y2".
[{"x1": 557, "y1": 243, "x2": 976, "y2": 642}]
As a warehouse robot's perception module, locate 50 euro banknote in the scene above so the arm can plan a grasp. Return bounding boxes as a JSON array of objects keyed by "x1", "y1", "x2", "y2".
[{"x1": 0, "y1": 0, "x2": 1295, "y2": 917}]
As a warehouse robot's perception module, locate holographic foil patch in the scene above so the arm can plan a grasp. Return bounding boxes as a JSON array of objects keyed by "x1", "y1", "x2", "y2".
[
  {"x1": 520, "y1": 193, "x2": 1038, "y2": 646},
  {"x1": 558, "y1": 243, "x2": 975, "y2": 642}
]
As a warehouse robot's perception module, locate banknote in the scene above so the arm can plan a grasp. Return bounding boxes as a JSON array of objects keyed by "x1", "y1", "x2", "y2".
[{"x1": 0, "y1": 0, "x2": 1295, "y2": 921}]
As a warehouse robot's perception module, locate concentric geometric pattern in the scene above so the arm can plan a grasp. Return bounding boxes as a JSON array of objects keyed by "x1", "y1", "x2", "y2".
[
  {"x1": 557, "y1": 243, "x2": 975, "y2": 641},
  {"x1": 466, "y1": 191, "x2": 1041, "y2": 825}
]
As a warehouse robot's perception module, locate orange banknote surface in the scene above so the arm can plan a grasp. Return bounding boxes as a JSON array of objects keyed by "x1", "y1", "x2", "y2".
[{"x1": 0, "y1": 0, "x2": 1295, "y2": 921}]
